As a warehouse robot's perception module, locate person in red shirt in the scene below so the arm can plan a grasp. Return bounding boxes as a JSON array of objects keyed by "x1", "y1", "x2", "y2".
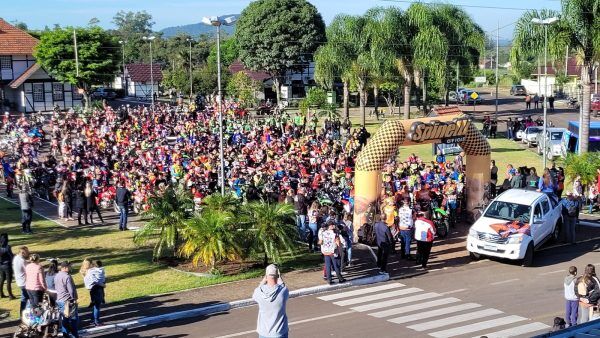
[{"x1": 414, "y1": 207, "x2": 436, "y2": 269}]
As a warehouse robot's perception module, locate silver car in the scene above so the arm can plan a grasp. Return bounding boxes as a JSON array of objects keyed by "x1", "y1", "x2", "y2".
[
  {"x1": 536, "y1": 128, "x2": 567, "y2": 160},
  {"x1": 521, "y1": 126, "x2": 542, "y2": 147}
]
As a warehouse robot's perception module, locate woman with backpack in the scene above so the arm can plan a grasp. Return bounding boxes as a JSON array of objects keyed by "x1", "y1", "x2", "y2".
[{"x1": 575, "y1": 264, "x2": 600, "y2": 323}]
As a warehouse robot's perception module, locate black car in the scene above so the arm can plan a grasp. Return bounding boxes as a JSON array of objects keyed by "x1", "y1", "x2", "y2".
[{"x1": 510, "y1": 85, "x2": 527, "y2": 96}]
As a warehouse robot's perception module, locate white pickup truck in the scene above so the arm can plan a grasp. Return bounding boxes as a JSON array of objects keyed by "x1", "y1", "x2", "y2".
[{"x1": 466, "y1": 189, "x2": 562, "y2": 267}]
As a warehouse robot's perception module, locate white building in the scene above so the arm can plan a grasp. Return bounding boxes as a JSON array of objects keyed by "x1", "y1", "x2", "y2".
[
  {"x1": 123, "y1": 63, "x2": 162, "y2": 98},
  {"x1": 0, "y1": 18, "x2": 82, "y2": 113}
]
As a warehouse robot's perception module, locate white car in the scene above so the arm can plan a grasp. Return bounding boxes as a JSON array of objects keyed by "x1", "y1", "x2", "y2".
[
  {"x1": 519, "y1": 126, "x2": 542, "y2": 147},
  {"x1": 466, "y1": 189, "x2": 562, "y2": 267}
]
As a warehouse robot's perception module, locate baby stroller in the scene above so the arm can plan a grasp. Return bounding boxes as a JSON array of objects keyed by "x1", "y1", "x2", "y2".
[{"x1": 14, "y1": 294, "x2": 61, "y2": 338}]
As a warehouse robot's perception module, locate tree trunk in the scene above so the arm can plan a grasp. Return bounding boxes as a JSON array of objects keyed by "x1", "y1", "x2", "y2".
[
  {"x1": 263, "y1": 252, "x2": 268, "y2": 267},
  {"x1": 273, "y1": 77, "x2": 281, "y2": 105},
  {"x1": 580, "y1": 64, "x2": 592, "y2": 153},
  {"x1": 373, "y1": 85, "x2": 379, "y2": 120},
  {"x1": 359, "y1": 81, "x2": 366, "y2": 127},
  {"x1": 403, "y1": 82, "x2": 410, "y2": 120},
  {"x1": 343, "y1": 80, "x2": 350, "y2": 121}
]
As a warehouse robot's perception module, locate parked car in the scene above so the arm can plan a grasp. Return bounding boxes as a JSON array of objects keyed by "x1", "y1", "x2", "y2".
[
  {"x1": 510, "y1": 85, "x2": 527, "y2": 96},
  {"x1": 91, "y1": 87, "x2": 117, "y2": 100},
  {"x1": 517, "y1": 126, "x2": 542, "y2": 147},
  {"x1": 466, "y1": 189, "x2": 562, "y2": 267},
  {"x1": 592, "y1": 94, "x2": 600, "y2": 117},
  {"x1": 461, "y1": 90, "x2": 482, "y2": 104},
  {"x1": 536, "y1": 127, "x2": 567, "y2": 160}
]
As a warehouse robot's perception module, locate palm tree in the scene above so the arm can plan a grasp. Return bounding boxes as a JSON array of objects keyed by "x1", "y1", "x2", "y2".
[
  {"x1": 134, "y1": 186, "x2": 194, "y2": 260},
  {"x1": 512, "y1": 1, "x2": 600, "y2": 153},
  {"x1": 242, "y1": 202, "x2": 298, "y2": 266},
  {"x1": 314, "y1": 14, "x2": 370, "y2": 125},
  {"x1": 201, "y1": 193, "x2": 239, "y2": 214},
  {"x1": 179, "y1": 210, "x2": 242, "y2": 271}
]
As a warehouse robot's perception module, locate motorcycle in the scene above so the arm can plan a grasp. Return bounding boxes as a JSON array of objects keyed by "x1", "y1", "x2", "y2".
[
  {"x1": 13, "y1": 294, "x2": 61, "y2": 338},
  {"x1": 431, "y1": 207, "x2": 450, "y2": 239}
]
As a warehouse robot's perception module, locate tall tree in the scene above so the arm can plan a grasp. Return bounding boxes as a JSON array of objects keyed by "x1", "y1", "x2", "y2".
[
  {"x1": 512, "y1": 2, "x2": 600, "y2": 153},
  {"x1": 236, "y1": 0, "x2": 326, "y2": 104},
  {"x1": 112, "y1": 10, "x2": 155, "y2": 63},
  {"x1": 34, "y1": 26, "x2": 120, "y2": 109}
]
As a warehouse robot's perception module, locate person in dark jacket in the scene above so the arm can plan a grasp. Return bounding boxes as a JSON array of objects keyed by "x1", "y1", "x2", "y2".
[
  {"x1": 0, "y1": 234, "x2": 15, "y2": 299},
  {"x1": 73, "y1": 186, "x2": 88, "y2": 226},
  {"x1": 63, "y1": 180, "x2": 74, "y2": 220},
  {"x1": 18, "y1": 176, "x2": 33, "y2": 234},
  {"x1": 374, "y1": 214, "x2": 394, "y2": 274},
  {"x1": 84, "y1": 181, "x2": 104, "y2": 225},
  {"x1": 115, "y1": 181, "x2": 130, "y2": 231}
]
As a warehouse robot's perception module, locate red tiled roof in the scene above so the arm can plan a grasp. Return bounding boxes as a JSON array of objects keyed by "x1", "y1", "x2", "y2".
[
  {"x1": 0, "y1": 18, "x2": 39, "y2": 55},
  {"x1": 532, "y1": 56, "x2": 581, "y2": 77},
  {"x1": 126, "y1": 63, "x2": 163, "y2": 83},
  {"x1": 8, "y1": 63, "x2": 41, "y2": 88},
  {"x1": 434, "y1": 105, "x2": 463, "y2": 115},
  {"x1": 229, "y1": 60, "x2": 271, "y2": 82}
]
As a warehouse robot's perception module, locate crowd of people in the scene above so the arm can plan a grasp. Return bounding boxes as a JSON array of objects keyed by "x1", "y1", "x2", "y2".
[{"x1": 0, "y1": 233, "x2": 106, "y2": 337}]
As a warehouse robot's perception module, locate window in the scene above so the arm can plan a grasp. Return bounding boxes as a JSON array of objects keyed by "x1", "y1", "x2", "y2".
[
  {"x1": 0, "y1": 56, "x2": 10, "y2": 70},
  {"x1": 533, "y1": 204, "x2": 543, "y2": 220},
  {"x1": 72, "y1": 87, "x2": 83, "y2": 100},
  {"x1": 52, "y1": 83, "x2": 63, "y2": 101},
  {"x1": 541, "y1": 199, "x2": 550, "y2": 215},
  {"x1": 32, "y1": 83, "x2": 44, "y2": 102}
]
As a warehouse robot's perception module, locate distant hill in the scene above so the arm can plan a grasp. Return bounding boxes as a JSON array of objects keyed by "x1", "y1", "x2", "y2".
[{"x1": 160, "y1": 23, "x2": 235, "y2": 38}]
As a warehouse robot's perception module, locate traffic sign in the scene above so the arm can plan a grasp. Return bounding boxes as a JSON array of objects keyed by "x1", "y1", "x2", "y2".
[{"x1": 470, "y1": 92, "x2": 479, "y2": 100}]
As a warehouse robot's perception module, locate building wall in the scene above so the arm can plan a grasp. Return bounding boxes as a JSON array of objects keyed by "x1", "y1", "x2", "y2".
[{"x1": 18, "y1": 81, "x2": 82, "y2": 113}]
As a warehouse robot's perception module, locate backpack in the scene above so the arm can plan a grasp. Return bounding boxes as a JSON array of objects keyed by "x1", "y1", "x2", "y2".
[{"x1": 566, "y1": 203, "x2": 578, "y2": 217}]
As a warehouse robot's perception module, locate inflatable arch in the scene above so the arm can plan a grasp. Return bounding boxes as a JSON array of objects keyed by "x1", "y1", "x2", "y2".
[{"x1": 353, "y1": 114, "x2": 491, "y2": 241}]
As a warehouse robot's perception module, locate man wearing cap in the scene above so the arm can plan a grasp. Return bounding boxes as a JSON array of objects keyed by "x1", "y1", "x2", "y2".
[
  {"x1": 560, "y1": 192, "x2": 579, "y2": 245},
  {"x1": 253, "y1": 264, "x2": 289, "y2": 338},
  {"x1": 55, "y1": 261, "x2": 79, "y2": 338},
  {"x1": 414, "y1": 207, "x2": 436, "y2": 269}
]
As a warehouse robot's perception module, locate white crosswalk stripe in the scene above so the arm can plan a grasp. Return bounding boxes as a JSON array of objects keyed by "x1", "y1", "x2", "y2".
[
  {"x1": 318, "y1": 283, "x2": 404, "y2": 301},
  {"x1": 429, "y1": 315, "x2": 527, "y2": 337},
  {"x1": 351, "y1": 292, "x2": 440, "y2": 312},
  {"x1": 388, "y1": 303, "x2": 482, "y2": 324},
  {"x1": 473, "y1": 322, "x2": 551, "y2": 338},
  {"x1": 333, "y1": 287, "x2": 422, "y2": 306},
  {"x1": 407, "y1": 308, "x2": 503, "y2": 332},
  {"x1": 370, "y1": 298, "x2": 461, "y2": 318},
  {"x1": 318, "y1": 283, "x2": 550, "y2": 338}
]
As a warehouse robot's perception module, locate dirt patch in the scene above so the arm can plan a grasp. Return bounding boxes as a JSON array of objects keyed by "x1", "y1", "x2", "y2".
[{"x1": 160, "y1": 257, "x2": 263, "y2": 276}]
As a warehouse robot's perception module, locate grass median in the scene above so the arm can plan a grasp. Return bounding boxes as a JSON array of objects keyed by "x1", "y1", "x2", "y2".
[{"x1": 0, "y1": 198, "x2": 319, "y2": 319}]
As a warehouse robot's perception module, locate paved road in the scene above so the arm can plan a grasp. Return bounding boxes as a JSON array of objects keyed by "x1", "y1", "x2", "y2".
[{"x1": 102, "y1": 239, "x2": 600, "y2": 338}]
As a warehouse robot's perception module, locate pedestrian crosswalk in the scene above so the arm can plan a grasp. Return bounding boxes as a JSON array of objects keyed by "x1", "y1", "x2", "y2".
[{"x1": 317, "y1": 283, "x2": 550, "y2": 337}]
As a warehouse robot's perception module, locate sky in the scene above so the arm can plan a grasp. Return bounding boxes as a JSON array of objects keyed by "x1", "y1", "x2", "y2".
[{"x1": 3, "y1": 0, "x2": 562, "y2": 39}]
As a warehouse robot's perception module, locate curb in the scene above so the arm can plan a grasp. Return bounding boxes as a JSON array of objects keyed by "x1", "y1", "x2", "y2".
[
  {"x1": 80, "y1": 273, "x2": 389, "y2": 336},
  {"x1": 578, "y1": 220, "x2": 600, "y2": 228}
]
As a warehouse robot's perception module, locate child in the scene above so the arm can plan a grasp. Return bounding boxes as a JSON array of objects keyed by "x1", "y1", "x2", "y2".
[{"x1": 564, "y1": 266, "x2": 578, "y2": 327}]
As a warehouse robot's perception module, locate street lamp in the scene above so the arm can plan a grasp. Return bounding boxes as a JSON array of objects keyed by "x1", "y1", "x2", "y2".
[
  {"x1": 531, "y1": 17, "x2": 559, "y2": 169},
  {"x1": 118, "y1": 40, "x2": 127, "y2": 95},
  {"x1": 202, "y1": 14, "x2": 239, "y2": 196},
  {"x1": 186, "y1": 38, "x2": 194, "y2": 105},
  {"x1": 142, "y1": 36, "x2": 156, "y2": 108}
]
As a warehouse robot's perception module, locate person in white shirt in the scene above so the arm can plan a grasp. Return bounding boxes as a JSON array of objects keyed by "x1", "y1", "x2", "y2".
[
  {"x1": 318, "y1": 222, "x2": 346, "y2": 285},
  {"x1": 397, "y1": 200, "x2": 415, "y2": 260},
  {"x1": 12, "y1": 246, "x2": 29, "y2": 316}
]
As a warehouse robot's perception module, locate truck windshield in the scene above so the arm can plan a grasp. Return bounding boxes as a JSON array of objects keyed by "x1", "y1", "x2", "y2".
[
  {"x1": 550, "y1": 132, "x2": 563, "y2": 140},
  {"x1": 484, "y1": 201, "x2": 531, "y2": 223}
]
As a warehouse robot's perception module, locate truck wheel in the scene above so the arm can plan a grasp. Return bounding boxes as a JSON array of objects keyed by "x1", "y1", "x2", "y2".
[
  {"x1": 469, "y1": 252, "x2": 481, "y2": 261},
  {"x1": 547, "y1": 151, "x2": 554, "y2": 161},
  {"x1": 521, "y1": 243, "x2": 534, "y2": 267}
]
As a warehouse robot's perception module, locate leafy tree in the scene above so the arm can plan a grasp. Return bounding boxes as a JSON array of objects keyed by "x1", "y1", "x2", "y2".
[
  {"x1": 236, "y1": 0, "x2": 326, "y2": 104},
  {"x1": 162, "y1": 68, "x2": 189, "y2": 94},
  {"x1": 242, "y1": 202, "x2": 297, "y2": 266},
  {"x1": 512, "y1": 2, "x2": 600, "y2": 153},
  {"x1": 34, "y1": 26, "x2": 120, "y2": 109},
  {"x1": 112, "y1": 10, "x2": 154, "y2": 63},
  {"x1": 207, "y1": 37, "x2": 239, "y2": 69},
  {"x1": 305, "y1": 87, "x2": 328, "y2": 107},
  {"x1": 201, "y1": 193, "x2": 239, "y2": 215},
  {"x1": 194, "y1": 62, "x2": 229, "y2": 95},
  {"x1": 226, "y1": 71, "x2": 260, "y2": 108},
  {"x1": 134, "y1": 186, "x2": 194, "y2": 260},
  {"x1": 564, "y1": 152, "x2": 600, "y2": 186},
  {"x1": 88, "y1": 18, "x2": 100, "y2": 27},
  {"x1": 179, "y1": 210, "x2": 242, "y2": 271},
  {"x1": 379, "y1": 82, "x2": 400, "y2": 115}
]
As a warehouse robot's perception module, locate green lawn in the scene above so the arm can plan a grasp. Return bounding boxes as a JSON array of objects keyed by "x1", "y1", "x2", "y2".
[{"x1": 0, "y1": 199, "x2": 318, "y2": 317}]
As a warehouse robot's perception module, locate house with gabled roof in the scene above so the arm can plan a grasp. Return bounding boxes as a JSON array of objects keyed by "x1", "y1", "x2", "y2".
[
  {"x1": 0, "y1": 18, "x2": 82, "y2": 113},
  {"x1": 123, "y1": 63, "x2": 162, "y2": 98}
]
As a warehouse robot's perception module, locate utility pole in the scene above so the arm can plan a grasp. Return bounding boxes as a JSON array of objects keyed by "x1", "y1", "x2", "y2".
[
  {"x1": 495, "y1": 21, "x2": 499, "y2": 116},
  {"x1": 456, "y1": 63, "x2": 459, "y2": 100},
  {"x1": 188, "y1": 38, "x2": 193, "y2": 104},
  {"x1": 73, "y1": 29, "x2": 79, "y2": 77}
]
